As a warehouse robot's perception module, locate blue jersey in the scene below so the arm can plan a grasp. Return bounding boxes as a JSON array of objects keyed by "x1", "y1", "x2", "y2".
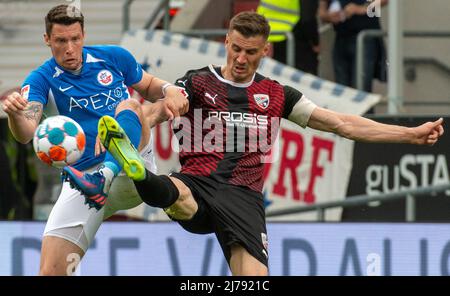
[{"x1": 22, "y1": 45, "x2": 143, "y2": 170}]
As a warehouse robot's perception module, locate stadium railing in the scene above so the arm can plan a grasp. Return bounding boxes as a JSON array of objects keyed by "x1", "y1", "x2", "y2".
[
  {"x1": 356, "y1": 29, "x2": 450, "y2": 91},
  {"x1": 122, "y1": 0, "x2": 298, "y2": 67},
  {"x1": 123, "y1": 0, "x2": 171, "y2": 33},
  {"x1": 265, "y1": 183, "x2": 450, "y2": 222}
]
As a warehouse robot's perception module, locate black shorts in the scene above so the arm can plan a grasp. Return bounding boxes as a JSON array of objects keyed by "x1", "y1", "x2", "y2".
[{"x1": 169, "y1": 173, "x2": 268, "y2": 267}]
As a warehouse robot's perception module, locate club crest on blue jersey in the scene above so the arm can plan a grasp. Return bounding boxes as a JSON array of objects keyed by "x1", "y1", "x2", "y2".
[
  {"x1": 253, "y1": 94, "x2": 270, "y2": 109},
  {"x1": 97, "y1": 70, "x2": 113, "y2": 86}
]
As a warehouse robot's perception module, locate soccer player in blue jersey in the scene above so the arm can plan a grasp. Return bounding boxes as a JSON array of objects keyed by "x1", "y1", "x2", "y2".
[
  {"x1": 2, "y1": 4, "x2": 188, "y2": 275},
  {"x1": 91, "y1": 12, "x2": 443, "y2": 275}
]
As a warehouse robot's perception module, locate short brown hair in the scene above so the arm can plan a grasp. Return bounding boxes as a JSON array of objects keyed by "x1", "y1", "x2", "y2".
[
  {"x1": 229, "y1": 11, "x2": 270, "y2": 40},
  {"x1": 45, "y1": 4, "x2": 84, "y2": 35}
]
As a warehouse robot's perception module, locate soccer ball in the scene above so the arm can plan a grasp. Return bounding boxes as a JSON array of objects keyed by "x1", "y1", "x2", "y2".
[{"x1": 33, "y1": 115, "x2": 86, "y2": 168}]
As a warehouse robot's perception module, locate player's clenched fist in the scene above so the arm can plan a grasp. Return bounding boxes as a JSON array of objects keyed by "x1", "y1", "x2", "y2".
[
  {"x1": 2, "y1": 91, "x2": 28, "y2": 116},
  {"x1": 163, "y1": 86, "x2": 189, "y2": 120}
]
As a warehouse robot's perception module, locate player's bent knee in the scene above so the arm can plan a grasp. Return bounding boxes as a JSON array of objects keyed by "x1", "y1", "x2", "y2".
[
  {"x1": 164, "y1": 194, "x2": 198, "y2": 220},
  {"x1": 163, "y1": 177, "x2": 198, "y2": 220}
]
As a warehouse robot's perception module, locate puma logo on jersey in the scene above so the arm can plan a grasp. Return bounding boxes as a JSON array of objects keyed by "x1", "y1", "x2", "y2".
[{"x1": 205, "y1": 92, "x2": 218, "y2": 104}]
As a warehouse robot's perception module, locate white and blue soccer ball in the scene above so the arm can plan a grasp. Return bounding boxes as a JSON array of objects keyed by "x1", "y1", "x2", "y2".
[{"x1": 33, "y1": 115, "x2": 86, "y2": 168}]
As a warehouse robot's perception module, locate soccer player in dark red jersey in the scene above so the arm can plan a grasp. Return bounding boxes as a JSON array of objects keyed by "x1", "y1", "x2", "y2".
[{"x1": 94, "y1": 12, "x2": 443, "y2": 275}]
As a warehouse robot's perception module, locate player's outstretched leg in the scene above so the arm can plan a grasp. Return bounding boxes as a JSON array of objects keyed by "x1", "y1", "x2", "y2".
[
  {"x1": 62, "y1": 100, "x2": 145, "y2": 210},
  {"x1": 98, "y1": 115, "x2": 146, "y2": 181}
]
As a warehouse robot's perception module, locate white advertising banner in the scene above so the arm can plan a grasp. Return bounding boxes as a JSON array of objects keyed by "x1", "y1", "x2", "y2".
[
  {"x1": 2, "y1": 222, "x2": 450, "y2": 276},
  {"x1": 119, "y1": 30, "x2": 381, "y2": 221}
]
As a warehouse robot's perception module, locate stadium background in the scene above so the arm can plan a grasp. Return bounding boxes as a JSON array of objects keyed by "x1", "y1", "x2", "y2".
[{"x1": 0, "y1": 0, "x2": 450, "y2": 275}]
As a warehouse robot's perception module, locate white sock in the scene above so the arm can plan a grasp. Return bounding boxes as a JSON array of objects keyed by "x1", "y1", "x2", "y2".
[{"x1": 98, "y1": 166, "x2": 115, "y2": 193}]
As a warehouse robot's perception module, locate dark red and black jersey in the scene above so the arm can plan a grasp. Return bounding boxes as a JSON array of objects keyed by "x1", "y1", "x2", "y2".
[{"x1": 173, "y1": 65, "x2": 303, "y2": 193}]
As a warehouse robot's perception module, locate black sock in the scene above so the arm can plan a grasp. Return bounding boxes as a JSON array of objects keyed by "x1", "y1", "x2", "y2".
[{"x1": 134, "y1": 170, "x2": 179, "y2": 208}]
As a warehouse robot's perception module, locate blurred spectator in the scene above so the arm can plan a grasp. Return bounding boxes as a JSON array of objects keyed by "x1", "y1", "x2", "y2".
[
  {"x1": 0, "y1": 117, "x2": 32, "y2": 219},
  {"x1": 319, "y1": 0, "x2": 387, "y2": 93},
  {"x1": 257, "y1": 1, "x2": 299, "y2": 61},
  {"x1": 1, "y1": 88, "x2": 34, "y2": 219},
  {"x1": 258, "y1": 0, "x2": 320, "y2": 75},
  {"x1": 0, "y1": 122, "x2": 18, "y2": 219},
  {"x1": 294, "y1": 0, "x2": 320, "y2": 74}
]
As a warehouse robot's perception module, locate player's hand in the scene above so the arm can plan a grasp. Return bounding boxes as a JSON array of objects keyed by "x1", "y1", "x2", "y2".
[
  {"x1": 2, "y1": 91, "x2": 28, "y2": 116},
  {"x1": 163, "y1": 86, "x2": 189, "y2": 121},
  {"x1": 411, "y1": 118, "x2": 444, "y2": 146},
  {"x1": 143, "y1": 100, "x2": 171, "y2": 128},
  {"x1": 94, "y1": 135, "x2": 106, "y2": 156}
]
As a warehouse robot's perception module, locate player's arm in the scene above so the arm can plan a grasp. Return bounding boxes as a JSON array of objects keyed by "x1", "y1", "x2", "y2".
[
  {"x1": 307, "y1": 107, "x2": 444, "y2": 146},
  {"x1": 141, "y1": 100, "x2": 170, "y2": 128},
  {"x1": 2, "y1": 92, "x2": 43, "y2": 144},
  {"x1": 111, "y1": 45, "x2": 188, "y2": 118},
  {"x1": 131, "y1": 71, "x2": 189, "y2": 119},
  {"x1": 131, "y1": 71, "x2": 169, "y2": 102},
  {"x1": 283, "y1": 85, "x2": 444, "y2": 146}
]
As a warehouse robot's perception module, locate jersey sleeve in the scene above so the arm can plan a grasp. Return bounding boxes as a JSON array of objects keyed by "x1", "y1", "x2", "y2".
[
  {"x1": 109, "y1": 46, "x2": 143, "y2": 86},
  {"x1": 174, "y1": 70, "x2": 195, "y2": 104},
  {"x1": 282, "y1": 85, "x2": 317, "y2": 128},
  {"x1": 21, "y1": 71, "x2": 49, "y2": 105}
]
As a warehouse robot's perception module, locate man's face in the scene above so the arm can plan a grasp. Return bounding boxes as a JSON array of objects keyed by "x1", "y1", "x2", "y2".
[
  {"x1": 44, "y1": 22, "x2": 84, "y2": 70},
  {"x1": 224, "y1": 30, "x2": 269, "y2": 83}
]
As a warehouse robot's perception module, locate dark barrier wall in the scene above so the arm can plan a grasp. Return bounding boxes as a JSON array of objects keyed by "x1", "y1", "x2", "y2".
[
  {"x1": 0, "y1": 118, "x2": 34, "y2": 219},
  {"x1": 343, "y1": 116, "x2": 450, "y2": 222}
]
